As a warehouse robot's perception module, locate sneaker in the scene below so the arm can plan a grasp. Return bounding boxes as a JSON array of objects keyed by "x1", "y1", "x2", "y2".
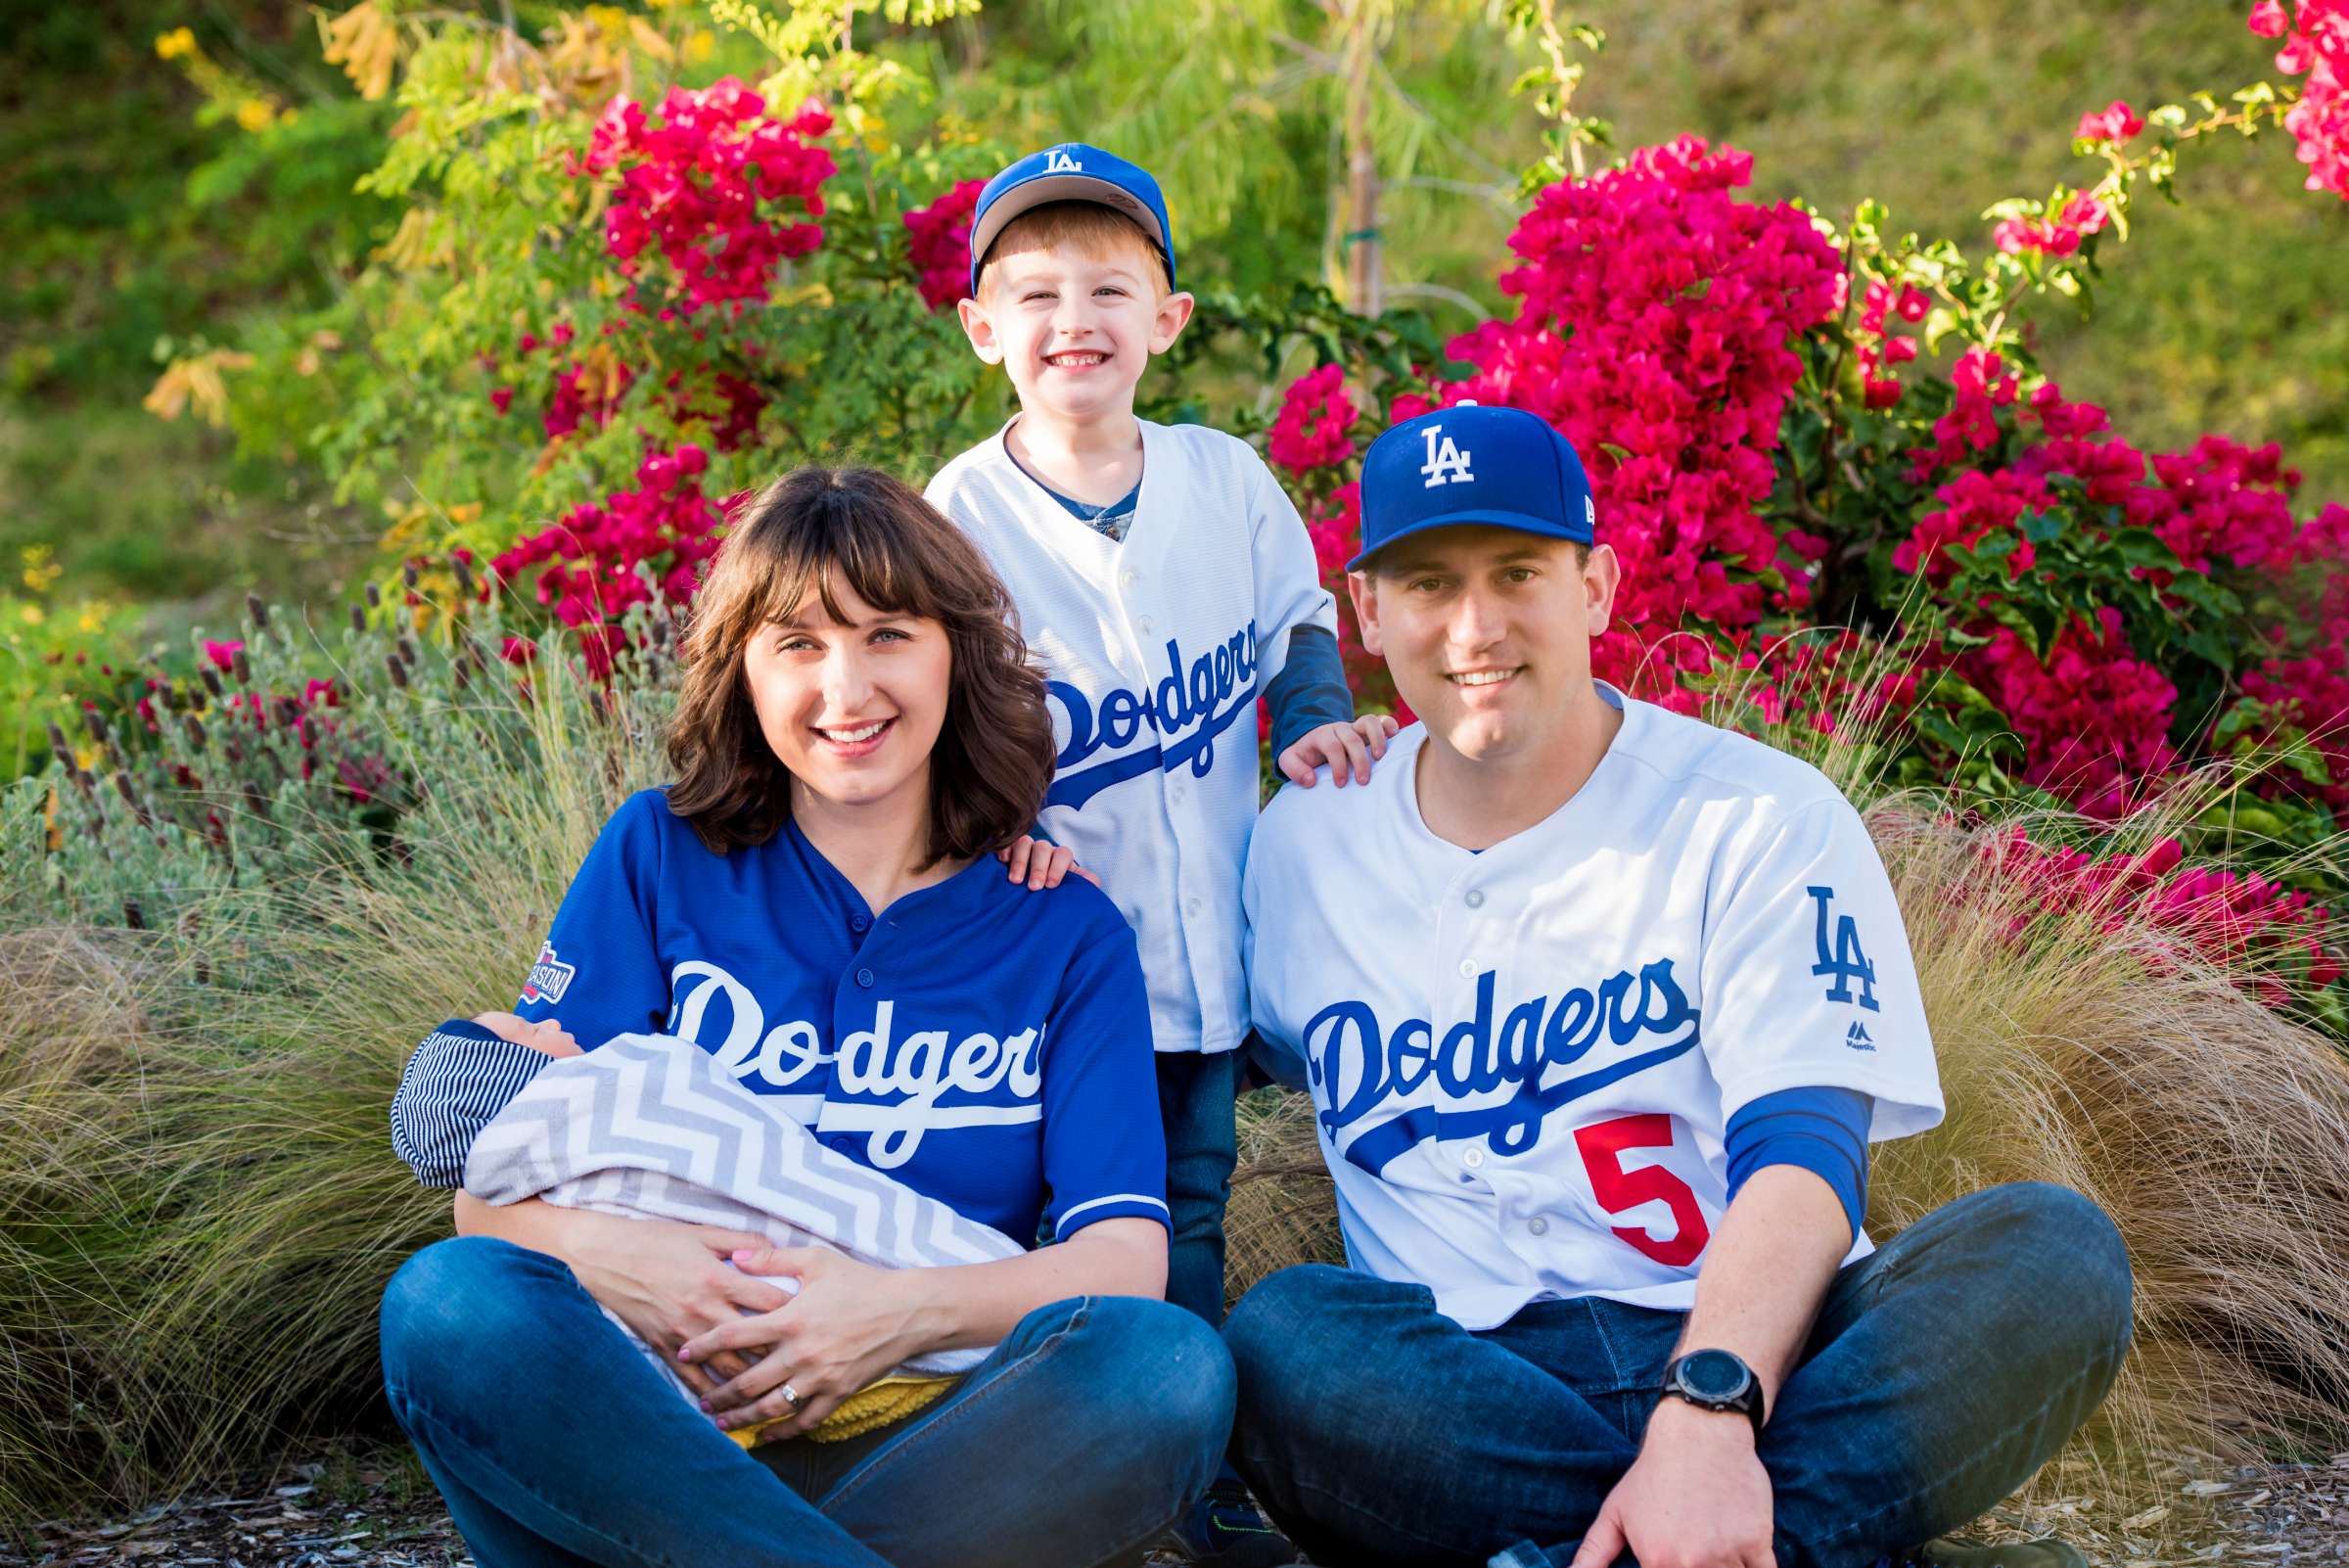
[
  {"x1": 1896, "y1": 1537, "x2": 2091, "y2": 1568},
  {"x1": 1164, "y1": 1477, "x2": 1302, "y2": 1567}
]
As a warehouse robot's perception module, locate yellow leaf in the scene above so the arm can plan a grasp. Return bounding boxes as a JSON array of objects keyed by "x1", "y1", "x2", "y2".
[
  {"x1": 320, "y1": 2, "x2": 400, "y2": 101},
  {"x1": 144, "y1": 363, "x2": 192, "y2": 422},
  {"x1": 155, "y1": 26, "x2": 197, "y2": 60},
  {"x1": 378, "y1": 208, "x2": 453, "y2": 271},
  {"x1": 683, "y1": 27, "x2": 715, "y2": 63},
  {"x1": 627, "y1": 16, "x2": 675, "y2": 61},
  {"x1": 235, "y1": 98, "x2": 277, "y2": 133},
  {"x1": 145, "y1": 349, "x2": 255, "y2": 428}
]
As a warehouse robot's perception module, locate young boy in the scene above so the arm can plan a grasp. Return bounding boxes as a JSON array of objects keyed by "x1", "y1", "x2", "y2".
[{"x1": 926, "y1": 143, "x2": 1392, "y2": 1566}]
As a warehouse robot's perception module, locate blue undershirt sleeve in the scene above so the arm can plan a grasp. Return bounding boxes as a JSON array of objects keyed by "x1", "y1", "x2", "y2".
[
  {"x1": 1723, "y1": 1085, "x2": 1872, "y2": 1243},
  {"x1": 1264, "y1": 624, "x2": 1355, "y2": 760}
]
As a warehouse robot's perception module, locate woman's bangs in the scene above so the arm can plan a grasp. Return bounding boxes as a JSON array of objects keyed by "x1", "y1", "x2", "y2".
[{"x1": 797, "y1": 501, "x2": 948, "y2": 628}]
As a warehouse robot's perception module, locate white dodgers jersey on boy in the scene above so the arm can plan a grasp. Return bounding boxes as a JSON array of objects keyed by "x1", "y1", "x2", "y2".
[
  {"x1": 1243, "y1": 685, "x2": 1945, "y2": 1328},
  {"x1": 927, "y1": 418, "x2": 1338, "y2": 1055}
]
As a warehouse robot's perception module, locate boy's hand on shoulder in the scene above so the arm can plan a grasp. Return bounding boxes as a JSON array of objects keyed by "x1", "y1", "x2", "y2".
[
  {"x1": 1278, "y1": 715, "x2": 1400, "y2": 788},
  {"x1": 996, "y1": 835, "x2": 1102, "y2": 892}
]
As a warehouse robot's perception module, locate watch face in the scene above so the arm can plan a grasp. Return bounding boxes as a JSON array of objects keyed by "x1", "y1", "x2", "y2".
[{"x1": 1677, "y1": 1349, "x2": 1750, "y2": 1402}]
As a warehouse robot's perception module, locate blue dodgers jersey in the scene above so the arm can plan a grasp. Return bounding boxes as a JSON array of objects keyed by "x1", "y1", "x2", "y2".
[{"x1": 514, "y1": 789, "x2": 1170, "y2": 1243}]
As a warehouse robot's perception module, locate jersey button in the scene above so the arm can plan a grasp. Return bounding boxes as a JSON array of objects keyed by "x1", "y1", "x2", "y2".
[
  {"x1": 1121, "y1": 569, "x2": 1139, "y2": 590},
  {"x1": 1138, "y1": 615, "x2": 1155, "y2": 634},
  {"x1": 1184, "y1": 896, "x2": 1202, "y2": 917},
  {"x1": 1464, "y1": 889, "x2": 1485, "y2": 908},
  {"x1": 1527, "y1": 1217, "x2": 1549, "y2": 1236},
  {"x1": 1461, "y1": 1146, "x2": 1486, "y2": 1170},
  {"x1": 1457, "y1": 958, "x2": 1476, "y2": 978},
  {"x1": 850, "y1": 913, "x2": 870, "y2": 933},
  {"x1": 854, "y1": 967, "x2": 875, "y2": 988}
]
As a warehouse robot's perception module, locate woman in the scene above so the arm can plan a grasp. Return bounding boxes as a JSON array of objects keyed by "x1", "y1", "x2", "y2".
[{"x1": 377, "y1": 468, "x2": 1234, "y2": 1568}]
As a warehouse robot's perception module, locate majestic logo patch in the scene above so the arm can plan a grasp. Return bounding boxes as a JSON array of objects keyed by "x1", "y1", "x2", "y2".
[
  {"x1": 1043, "y1": 148, "x2": 1082, "y2": 173},
  {"x1": 521, "y1": 942, "x2": 576, "y2": 1005},
  {"x1": 1419, "y1": 424, "x2": 1475, "y2": 487},
  {"x1": 1844, "y1": 1021, "x2": 1876, "y2": 1052},
  {"x1": 1807, "y1": 885, "x2": 1880, "y2": 1012}
]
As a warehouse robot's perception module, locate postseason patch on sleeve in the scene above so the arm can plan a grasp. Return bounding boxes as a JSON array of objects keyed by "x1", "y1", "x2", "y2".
[{"x1": 520, "y1": 941, "x2": 577, "y2": 1005}]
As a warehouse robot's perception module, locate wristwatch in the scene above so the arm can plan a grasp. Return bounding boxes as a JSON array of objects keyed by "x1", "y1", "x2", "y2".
[{"x1": 1658, "y1": 1349, "x2": 1766, "y2": 1435}]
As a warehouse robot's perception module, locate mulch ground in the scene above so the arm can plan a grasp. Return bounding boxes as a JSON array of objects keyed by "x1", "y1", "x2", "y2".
[{"x1": 8, "y1": 1452, "x2": 2349, "y2": 1567}]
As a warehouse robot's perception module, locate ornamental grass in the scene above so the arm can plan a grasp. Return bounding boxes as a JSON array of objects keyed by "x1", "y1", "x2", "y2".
[{"x1": 0, "y1": 653, "x2": 663, "y2": 1531}]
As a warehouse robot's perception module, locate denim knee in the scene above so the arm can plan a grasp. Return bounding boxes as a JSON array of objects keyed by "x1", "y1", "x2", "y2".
[
  {"x1": 1976, "y1": 1181, "x2": 2135, "y2": 1360},
  {"x1": 380, "y1": 1235, "x2": 561, "y2": 1407},
  {"x1": 1224, "y1": 1265, "x2": 1372, "y2": 1431},
  {"x1": 1082, "y1": 1296, "x2": 1238, "y2": 1470}
]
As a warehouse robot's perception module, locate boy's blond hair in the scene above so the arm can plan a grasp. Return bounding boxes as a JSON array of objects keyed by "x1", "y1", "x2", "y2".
[{"x1": 976, "y1": 200, "x2": 1173, "y2": 300}]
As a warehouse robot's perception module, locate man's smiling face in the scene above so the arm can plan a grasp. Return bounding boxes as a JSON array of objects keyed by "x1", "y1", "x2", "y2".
[{"x1": 1350, "y1": 526, "x2": 1619, "y2": 765}]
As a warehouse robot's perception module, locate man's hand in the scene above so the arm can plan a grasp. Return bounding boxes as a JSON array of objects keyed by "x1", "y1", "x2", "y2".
[
  {"x1": 994, "y1": 835, "x2": 1100, "y2": 891},
  {"x1": 1570, "y1": 1400, "x2": 1774, "y2": 1568},
  {"x1": 1278, "y1": 715, "x2": 1401, "y2": 788}
]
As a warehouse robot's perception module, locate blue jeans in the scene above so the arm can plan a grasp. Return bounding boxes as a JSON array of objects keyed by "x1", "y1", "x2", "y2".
[
  {"x1": 1157, "y1": 1048, "x2": 1241, "y2": 1327},
  {"x1": 1223, "y1": 1181, "x2": 2133, "y2": 1568},
  {"x1": 380, "y1": 1235, "x2": 1236, "y2": 1568}
]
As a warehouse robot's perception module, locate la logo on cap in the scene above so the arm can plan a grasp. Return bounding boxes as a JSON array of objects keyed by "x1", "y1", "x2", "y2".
[
  {"x1": 1419, "y1": 398, "x2": 1479, "y2": 488},
  {"x1": 1044, "y1": 148, "x2": 1082, "y2": 172}
]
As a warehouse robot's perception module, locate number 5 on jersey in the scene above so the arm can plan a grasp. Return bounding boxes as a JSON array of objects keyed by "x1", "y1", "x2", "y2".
[{"x1": 1573, "y1": 1114, "x2": 1712, "y2": 1267}]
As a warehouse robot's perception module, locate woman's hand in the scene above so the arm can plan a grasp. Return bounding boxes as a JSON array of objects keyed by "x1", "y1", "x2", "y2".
[
  {"x1": 679, "y1": 1249, "x2": 939, "y2": 1439},
  {"x1": 454, "y1": 1194, "x2": 787, "y2": 1398}
]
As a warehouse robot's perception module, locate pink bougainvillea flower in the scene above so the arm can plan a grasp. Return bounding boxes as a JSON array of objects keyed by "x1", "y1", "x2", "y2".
[{"x1": 2074, "y1": 100, "x2": 2145, "y2": 143}]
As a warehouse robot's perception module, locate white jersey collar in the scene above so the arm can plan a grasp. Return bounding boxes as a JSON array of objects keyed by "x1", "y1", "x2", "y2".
[{"x1": 1401, "y1": 678, "x2": 1642, "y2": 860}]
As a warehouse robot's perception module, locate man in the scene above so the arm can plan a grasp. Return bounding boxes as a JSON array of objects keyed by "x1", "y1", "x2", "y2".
[{"x1": 1228, "y1": 402, "x2": 2132, "y2": 1568}]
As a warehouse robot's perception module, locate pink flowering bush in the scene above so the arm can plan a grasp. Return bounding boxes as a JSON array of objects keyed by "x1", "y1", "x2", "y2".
[
  {"x1": 489, "y1": 444, "x2": 735, "y2": 679},
  {"x1": 1989, "y1": 830, "x2": 2344, "y2": 1006},
  {"x1": 583, "y1": 81, "x2": 835, "y2": 315},
  {"x1": 1267, "y1": 364, "x2": 1362, "y2": 474},
  {"x1": 2251, "y1": 0, "x2": 2349, "y2": 199},
  {"x1": 903, "y1": 178, "x2": 985, "y2": 314}
]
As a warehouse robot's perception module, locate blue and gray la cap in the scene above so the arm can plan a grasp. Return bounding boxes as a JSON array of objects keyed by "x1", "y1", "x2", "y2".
[
  {"x1": 1349, "y1": 402, "x2": 1597, "y2": 571},
  {"x1": 967, "y1": 143, "x2": 1176, "y2": 298}
]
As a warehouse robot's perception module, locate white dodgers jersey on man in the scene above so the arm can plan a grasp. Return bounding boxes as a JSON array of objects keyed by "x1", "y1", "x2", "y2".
[
  {"x1": 927, "y1": 418, "x2": 1338, "y2": 1055},
  {"x1": 1243, "y1": 684, "x2": 1944, "y2": 1328}
]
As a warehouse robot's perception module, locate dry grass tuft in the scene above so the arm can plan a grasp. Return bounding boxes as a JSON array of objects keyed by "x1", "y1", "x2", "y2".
[
  {"x1": 0, "y1": 665, "x2": 664, "y2": 1531},
  {"x1": 1228, "y1": 797, "x2": 2349, "y2": 1514}
]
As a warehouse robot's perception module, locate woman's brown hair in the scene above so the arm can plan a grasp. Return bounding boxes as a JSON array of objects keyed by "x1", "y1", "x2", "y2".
[{"x1": 665, "y1": 466, "x2": 1057, "y2": 863}]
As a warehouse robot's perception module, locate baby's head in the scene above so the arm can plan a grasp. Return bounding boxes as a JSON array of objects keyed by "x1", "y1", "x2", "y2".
[{"x1": 955, "y1": 144, "x2": 1193, "y2": 426}]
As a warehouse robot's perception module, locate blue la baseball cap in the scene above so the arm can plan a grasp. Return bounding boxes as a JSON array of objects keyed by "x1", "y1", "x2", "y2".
[
  {"x1": 968, "y1": 143, "x2": 1176, "y2": 298},
  {"x1": 1349, "y1": 402, "x2": 1597, "y2": 571}
]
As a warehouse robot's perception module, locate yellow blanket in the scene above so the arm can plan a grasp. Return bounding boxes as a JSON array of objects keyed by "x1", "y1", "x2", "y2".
[{"x1": 727, "y1": 1373, "x2": 958, "y2": 1447}]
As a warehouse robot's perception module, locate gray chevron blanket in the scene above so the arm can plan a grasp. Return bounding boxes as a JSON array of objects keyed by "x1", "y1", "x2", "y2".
[{"x1": 463, "y1": 1033, "x2": 1025, "y2": 1384}]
